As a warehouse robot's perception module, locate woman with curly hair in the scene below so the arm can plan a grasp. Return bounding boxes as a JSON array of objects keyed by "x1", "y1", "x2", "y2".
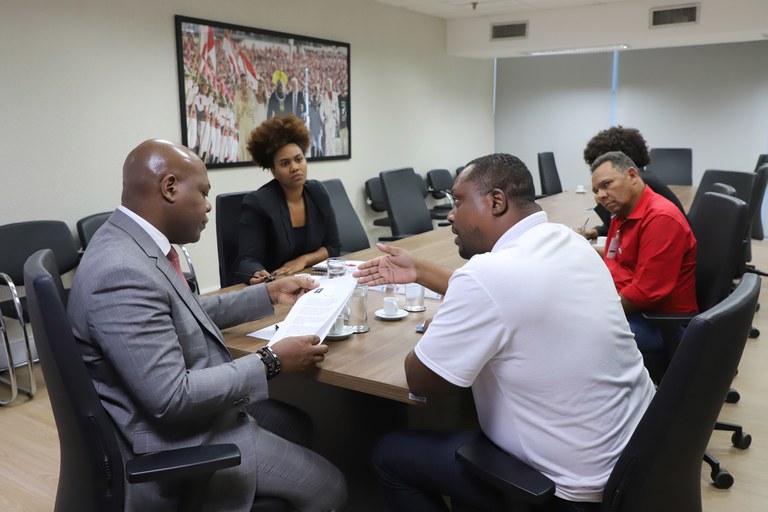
[{"x1": 237, "y1": 114, "x2": 341, "y2": 284}]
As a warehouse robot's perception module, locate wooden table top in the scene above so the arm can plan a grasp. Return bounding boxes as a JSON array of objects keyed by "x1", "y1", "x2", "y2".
[{"x1": 222, "y1": 185, "x2": 694, "y2": 404}]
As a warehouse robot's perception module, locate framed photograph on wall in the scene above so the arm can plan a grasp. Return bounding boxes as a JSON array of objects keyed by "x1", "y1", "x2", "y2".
[{"x1": 174, "y1": 15, "x2": 351, "y2": 168}]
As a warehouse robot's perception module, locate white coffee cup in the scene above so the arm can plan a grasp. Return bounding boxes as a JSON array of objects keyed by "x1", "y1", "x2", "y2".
[
  {"x1": 383, "y1": 297, "x2": 400, "y2": 316},
  {"x1": 595, "y1": 236, "x2": 607, "y2": 248},
  {"x1": 575, "y1": 185, "x2": 586, "y2": 193},
  {"x1": 330, "y1": 314, "x2": 346, "y2": 335}
]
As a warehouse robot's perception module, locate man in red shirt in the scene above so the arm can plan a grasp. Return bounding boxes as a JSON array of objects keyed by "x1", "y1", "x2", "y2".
[{"x1": 590, "y1": 151, "x2": 697, "y2": 352}]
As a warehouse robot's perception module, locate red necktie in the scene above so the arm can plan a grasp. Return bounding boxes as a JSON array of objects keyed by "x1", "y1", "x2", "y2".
[{"x1": 167, "y1": 246, "x2": 186, "y2": 282}]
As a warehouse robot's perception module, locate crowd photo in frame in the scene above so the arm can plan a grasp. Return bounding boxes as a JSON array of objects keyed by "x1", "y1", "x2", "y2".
[{"x1": 175, "y1": 15, "x2": 351, "y2": 168}]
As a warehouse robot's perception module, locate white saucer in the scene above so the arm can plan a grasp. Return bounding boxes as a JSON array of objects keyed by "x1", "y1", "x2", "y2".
[
  {"x1": 375, "y1": 308, "x2": 408, "y2": 321},
  {"x1": 326, "y1": 325, "x2": 355, "y2": 340}
]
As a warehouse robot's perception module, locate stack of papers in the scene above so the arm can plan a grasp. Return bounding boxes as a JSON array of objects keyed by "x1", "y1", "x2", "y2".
[{"x1": 256, "y1": 276, "x2": 357, "y2": 346}]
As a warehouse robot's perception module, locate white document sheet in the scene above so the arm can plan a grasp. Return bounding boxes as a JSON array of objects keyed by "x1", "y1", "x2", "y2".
[{"x1": 267, "y1": 275, "x2": 357, "y2": 346}]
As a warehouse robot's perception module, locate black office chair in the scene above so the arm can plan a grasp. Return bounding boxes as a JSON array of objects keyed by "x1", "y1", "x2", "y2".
[
  {"x1": 426, "y1": 169, "x2": 456, "y2": 212},
  {"x1": 0, "y1": 220, "x2": 80, "y2": 404},
  {"x1": 410, "y1": 170, "x2": 450, "y2": 221},
  {"x1": 686, "y1": 170, "x2": 762, "y2": 333},
  {"x1": 687, "y1": 169, "x2": 754, "y2": 224},
  {"x1": 744, "y1": 164, "x2": 768, "y2": 273},
  {"x1": 646, "y1": 147, "x2": 693, "y2": 186},
  {"x1": 643, "y1": 192, "x2": 752, "y2": 486},
  {"x1": 455, "y1": 273, "x2": 761, "y2": 511},
  {"x1": 364, "y1": 177, "x2": 391, "y2": 228},
  {"x1": 321, "y1": 178, "x2": 370, "y2": 254},
  {"x1": 751, "y1": 156, "x2": 768, "y2": 239},
  {"x1": 24, "y1": 248, "x2": 289, "y2": 512},
  {"x1": 379, "y1": 168, "x2": 436, "y2": 240},
  {"x1": 77, "y1": 211, "x2": 112, "y2": 250},
  {"x1": 215, "y1": 191, "x2": 248, "y2": 288},
  {"x1": 536, "y1": 152, "x2": 563, "y2": 197}
]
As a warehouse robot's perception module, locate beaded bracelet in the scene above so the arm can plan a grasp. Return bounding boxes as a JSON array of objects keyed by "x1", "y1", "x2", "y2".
[{"x1": 256, "y1": 346, "x2": 282, "y2": 380}]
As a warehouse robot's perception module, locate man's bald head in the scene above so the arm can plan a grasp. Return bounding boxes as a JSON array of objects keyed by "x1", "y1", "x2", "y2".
[
  {"x1": 121, "y1": 139, "x2": 211, "y2": 244},
  {"x1": 122, "y1": 139, "x2": 199, "y2": 206}
]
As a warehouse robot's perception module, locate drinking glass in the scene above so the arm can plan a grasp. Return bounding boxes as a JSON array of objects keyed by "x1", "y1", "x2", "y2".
[
  {"x1": 327, "y1": 257, "x2": 347, "y2": 279},
  {"x1": 404, "y1": 283, "x2": 426, "y2": 312},
  {"x1": 347, "y1": 283, "x2": 370, "y2": 333}
]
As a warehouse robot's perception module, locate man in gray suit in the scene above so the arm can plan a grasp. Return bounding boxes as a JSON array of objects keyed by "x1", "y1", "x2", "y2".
[{"x1": 68, "y1": 139, "x2": 346, "y2": 512}]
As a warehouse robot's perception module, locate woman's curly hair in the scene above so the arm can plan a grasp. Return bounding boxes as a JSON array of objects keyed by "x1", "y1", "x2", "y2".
[
  {"x1": 583, "y1": 126, "x2": 651, "y2": 168},
  {"x1": 247, "y1": 114, "x2": 311, "y2": 169}
]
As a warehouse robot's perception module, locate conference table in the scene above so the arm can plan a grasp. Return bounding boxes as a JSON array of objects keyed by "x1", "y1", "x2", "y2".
[
  {"x1": 222, "y1": 185, "x2": 695, "y2": 405},
  {"x1": 221, "y1": 185, "x2": 694, "y2": 510}
]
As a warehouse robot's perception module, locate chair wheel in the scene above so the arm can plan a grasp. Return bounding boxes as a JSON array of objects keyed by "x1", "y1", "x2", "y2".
[
  {"x1": 732, "y1": 432, "x2": 752, "y2": 449},
  {"x1": 712, "y1": 468, "x2": 734, "y2": 489},
  {"x1": 749, "y1": 327, "x2": 760, "y2": 338},
  {"x1": 725, "y1": 389, "x2": 741, "y2": 403}
]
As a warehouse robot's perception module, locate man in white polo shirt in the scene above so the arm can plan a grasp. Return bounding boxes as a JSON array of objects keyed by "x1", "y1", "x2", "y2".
[{"x1": 355, "y1": 153, "x2": 655, "y2": 512}]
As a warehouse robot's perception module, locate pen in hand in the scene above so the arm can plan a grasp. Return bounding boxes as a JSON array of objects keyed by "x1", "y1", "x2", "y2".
[{"x1": 235, "y1": 271, "x2": 275, "y2": 283}]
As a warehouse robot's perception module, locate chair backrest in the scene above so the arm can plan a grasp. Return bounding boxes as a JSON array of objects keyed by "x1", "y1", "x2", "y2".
[
  {"x1": 537, "y1": 152, "x2": 563, "y2": 196},
  {"x1": 364, "y1": 177, "x2": 388, "y2": 213},
  {"x1": 687, "y1": 169, "x2": 754, "y2": 224},
  {"x1": 709, "y1": 182, "x2": 736, "y2": 197},
  {"x1": 215, "y1": 192, "x2": 248, "y2": 289},
  {"x1": 0, "y1": 220, "x2": 80, "y2": 284},
  {"x1": 646, "y1": 148, "x2": 693, "y2": 186},
  {"x1": 379, "y1": 168, "x2": 434, "y2": 237},
  {"x1": 427, "y1": 169, "x2": 455, "y2": 200},
  {"x1": 689, "y1": 192, "x2": 749, "y2": 312},
  {"x1": 320, "y1": 179, "x2": 370, "y2": 254},
  {"x1": 24, "y1": 249, "x2": 126, "y2": 512},
  {"x1": 755, "y1": 154, "x2": 768, "y2": 172},
  {"x1": 750, "y1": 163, "x2": 768, "y2": 240},
  {"x1": 77, "y1": 212, "x2": 112, "y2": 250},
  {"x1": 603, "y1": 273, "x2": 760, "y2": 512}
]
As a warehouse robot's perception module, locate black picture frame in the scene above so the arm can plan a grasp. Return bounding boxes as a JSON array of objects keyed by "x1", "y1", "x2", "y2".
[{"x1": 175, "y1": 15, "x2": 351, "y2": 168}]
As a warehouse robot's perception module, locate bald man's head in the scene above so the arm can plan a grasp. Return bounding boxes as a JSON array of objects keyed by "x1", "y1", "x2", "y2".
[{"x1": 121, "y1": 139, "x2": 211, "y2": 244}]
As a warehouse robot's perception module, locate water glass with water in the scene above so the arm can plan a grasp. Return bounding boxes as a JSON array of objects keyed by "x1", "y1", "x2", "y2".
[
  {"x1": 347, "y1": 284, "x2": 370, "y2": 333},
  {"x1": 327, "y1": 257, "x2": 347, "y2": 279},
  {"x1": 403, "y1": 283, "x2": 426, "y2": 312}
]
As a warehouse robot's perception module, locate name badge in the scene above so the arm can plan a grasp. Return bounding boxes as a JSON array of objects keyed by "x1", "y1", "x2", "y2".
[{"x1": 606, "y1": 236, "x2": 620, "y2": 259}]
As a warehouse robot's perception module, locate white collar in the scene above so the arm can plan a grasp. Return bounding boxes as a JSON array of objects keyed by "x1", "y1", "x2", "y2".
[{"x1": 118, "y1": 205, "x2": 172, "y2": 256}]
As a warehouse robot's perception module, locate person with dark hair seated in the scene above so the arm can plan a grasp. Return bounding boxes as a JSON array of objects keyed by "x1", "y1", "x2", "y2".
[
  {"x1": 238, "y1": 114, "x2": 341, "y2": 284},
  {"x1": 590, "y1": 150, "x2": 697, "y2": 353},
  {"x1": 580, "y1": 125, "x2": 687, "y2": 239},
  {"x1": 356, "y1": 153, "x2": 654, "y2": 512}
]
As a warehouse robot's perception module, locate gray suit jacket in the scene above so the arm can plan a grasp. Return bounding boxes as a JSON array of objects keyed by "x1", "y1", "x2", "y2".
[{"x1": 68, "y1": 209, "x2": 273, "y2": 512}]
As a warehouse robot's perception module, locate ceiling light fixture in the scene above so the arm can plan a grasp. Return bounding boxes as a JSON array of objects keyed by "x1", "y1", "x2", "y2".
[{"x1": 524, "y1": 44, "x2": 630, "y2": 56}]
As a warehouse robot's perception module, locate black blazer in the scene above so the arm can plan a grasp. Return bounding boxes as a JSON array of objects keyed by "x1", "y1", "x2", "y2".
[{"x1": 237, "y1": 179, "x2": 341, "y2": 281}]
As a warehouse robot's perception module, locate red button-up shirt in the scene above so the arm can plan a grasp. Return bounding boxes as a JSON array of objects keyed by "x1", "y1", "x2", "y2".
[{"x1": 604, "y1": 186, "x2": 698, "y2": 312}]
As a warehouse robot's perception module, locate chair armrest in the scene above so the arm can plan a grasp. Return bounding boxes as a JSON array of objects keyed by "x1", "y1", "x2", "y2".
[
  {"x1": 378, "y1": 236, "x2": 407, "y2": 242},
  {"x1": 455, "y1": 436, "x2": 555, "y2": 505},
  {"x1": 126, "y1": 443, "x2": 241, "y2": 484},
  {"x1": 641, "y1": 311, "x2": 696, "y2": 324}
]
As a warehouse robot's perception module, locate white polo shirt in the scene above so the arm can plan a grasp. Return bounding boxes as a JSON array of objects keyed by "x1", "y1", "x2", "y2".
[{"x1": 416, "y1": 211, "x2": 654, "y2": 502}]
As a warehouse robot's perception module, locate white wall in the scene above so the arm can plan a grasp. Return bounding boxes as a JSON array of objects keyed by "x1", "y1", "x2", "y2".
[
  {"x1": 447, "y1": 0, "x2": 768, "y2": 58},
  {"x1": 0, "y1": 0, "x2": 494, "y2": 292},
  {"x1": 495, "y1": 40, "x2": 768, "y2": 194}
]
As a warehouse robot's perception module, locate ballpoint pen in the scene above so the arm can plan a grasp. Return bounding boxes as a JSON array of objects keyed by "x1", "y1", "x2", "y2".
[{"x1": 235, "y1": 271, "x2": 275, "y2": 282}]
